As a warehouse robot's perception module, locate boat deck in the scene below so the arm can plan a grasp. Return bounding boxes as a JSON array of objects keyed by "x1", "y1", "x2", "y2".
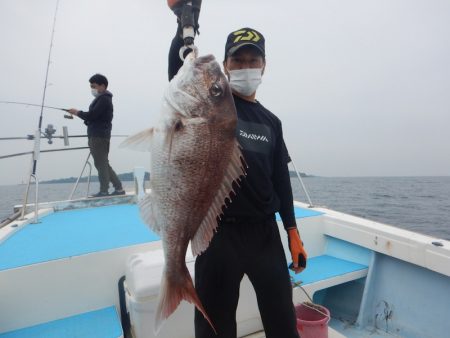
[
  {"x1": 0, "y1": 203, "x2": 322, "y2": 271},
  {"x1": 0, "y1": 204, "x2": 158, "y2": 271},
  {"x1": 0, "y1": 307, "x2": 123, "y2": 338},
  {"x1": 3, "y1": 200, "x2": 445, "y2": 337},
  {"x1": 244, "y1": 327, "x2": 347, "y2": 338},
  {"x1": 244, "y1": 325, "x2": 400, "y2": 338},
  {"x1": 0, "y1": 202, "x2": 327, "y2": 336}
]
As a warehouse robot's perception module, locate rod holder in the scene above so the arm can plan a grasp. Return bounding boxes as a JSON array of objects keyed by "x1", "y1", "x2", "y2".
[{"x1": 63, "y1": 126, "x2": 69, "y2": 146}]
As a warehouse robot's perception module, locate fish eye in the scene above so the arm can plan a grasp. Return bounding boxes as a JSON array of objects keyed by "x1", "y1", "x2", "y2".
[{"x1": 209, "y1": 83, "x2": 223, "y2": 97}]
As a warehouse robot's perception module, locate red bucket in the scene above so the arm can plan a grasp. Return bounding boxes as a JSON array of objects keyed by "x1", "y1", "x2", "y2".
[{"x1": 295, "y1": 303, "x2": 330, "y2": 338}]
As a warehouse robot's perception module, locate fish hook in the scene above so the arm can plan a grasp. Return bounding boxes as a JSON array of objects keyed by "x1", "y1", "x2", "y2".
[{"x1": 179, "y1": 44, "x2": 198, "y2": 61}]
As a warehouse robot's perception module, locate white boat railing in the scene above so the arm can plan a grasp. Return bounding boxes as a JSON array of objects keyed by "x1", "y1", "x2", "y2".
[
  {"x1": 0, "y1": 146, "x2": 90, "y2": 225},
  {"x1": 19, "y1": 173, "x2": 39, "y2": 224},
  {"x1": 68, "y1": 152, "x2": 93, "y2": 200}
]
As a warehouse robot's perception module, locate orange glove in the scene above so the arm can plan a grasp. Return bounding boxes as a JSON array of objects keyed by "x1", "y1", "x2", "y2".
[{"x1": 287, "y1": 228, "x2": 307, "y2": 273}]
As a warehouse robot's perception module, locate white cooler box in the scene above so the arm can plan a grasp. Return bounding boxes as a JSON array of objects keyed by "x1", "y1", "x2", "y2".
[{"x1": 124, "y1": 249, "x2": 263, "y2": 338}]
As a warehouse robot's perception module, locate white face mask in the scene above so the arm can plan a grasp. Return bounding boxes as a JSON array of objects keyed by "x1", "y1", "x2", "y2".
[
  {"x1": 228, "y1": 68, "x2": 263, "y2": 97},
  {"x1": 91, "y1": 88, "x2": 99, "y2": 97}
]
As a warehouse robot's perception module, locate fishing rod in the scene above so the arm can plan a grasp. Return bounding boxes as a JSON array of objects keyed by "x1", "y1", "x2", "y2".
[
  {"x1": 18, "y1": 0, "x2": 61, "y2": 223},
  {"x1": 31, "y1": 0, "x2": 61, "y2": 175},
  {"x1": 0, "y1": 100, "x2": 73, "y2": 119},
  {"x1": 168, "y1": 0, "x2": 202, "y2": 59}
]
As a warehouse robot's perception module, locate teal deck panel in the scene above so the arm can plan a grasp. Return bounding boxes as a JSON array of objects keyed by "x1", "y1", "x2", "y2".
[
  {"x1": 276, "y1": 207, "x2": 323, "y2": 221},
  {"x1": 290, "y1": 255, "x2": 368, "y2": 285},
  {"x1": 0, "y1": 204, "x2": 158, "y2": 271},
  {"x1": 0, "y1": 204, "x2": 321, "y2": 271},
  {"x1": 0, "y1": 306, "x2": 122, "y2": 338}
]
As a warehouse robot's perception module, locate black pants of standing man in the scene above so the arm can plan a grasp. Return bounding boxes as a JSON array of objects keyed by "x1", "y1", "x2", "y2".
[
  {"x1": 195, "y1": 217, "x2": 300, "y2": 338},
  {"x1": 88, "y1": 137, "x2": 122, "y2": 194}
]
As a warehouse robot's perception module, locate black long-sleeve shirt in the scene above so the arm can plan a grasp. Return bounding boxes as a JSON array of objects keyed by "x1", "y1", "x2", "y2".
[
  {"x1": 168, "y1": 35, "x2": 297, "y2": 230},
  {"x1": 225, "y1": 95, "x2": 297, "y2": 229},
  {"x1": 77, "y1": 91, "x2": 113, "y2": 138}
]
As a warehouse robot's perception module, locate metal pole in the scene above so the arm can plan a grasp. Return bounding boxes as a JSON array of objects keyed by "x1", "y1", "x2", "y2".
[
  {"x1": 31, "y1": 174, "x2": 39, "y2": 224},
  {"x1": 69, "y1": 152, "x2": 91, "y2": 200},
  {"x1": 19, "y1": 155, "x2": 35, "y2": 220},
  {"x1": 86, "y1": 161, "x2": 92, "y2": 197},
  {"x1": 32, "y1": 0, "x2": 60, "y2": 176}
]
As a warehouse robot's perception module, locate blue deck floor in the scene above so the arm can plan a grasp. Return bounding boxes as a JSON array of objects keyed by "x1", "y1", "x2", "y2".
[
  {"x1": 0, "y1": 204, "x2": 158, "y2": 271},
  {"x1": 0, "y1": 306, "x2": 122, "y2": 338},
  {"x1": 0, "y1": 204, "x2": 322, "y2": 271}
]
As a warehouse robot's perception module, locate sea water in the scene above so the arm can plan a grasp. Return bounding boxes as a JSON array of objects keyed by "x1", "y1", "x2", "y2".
[
  {"x1": 291, "y1": 176, "x2": 450, "y2": 240},
  {"x1": 1, "y1": 176, "x2": 449, "y2": 240}
]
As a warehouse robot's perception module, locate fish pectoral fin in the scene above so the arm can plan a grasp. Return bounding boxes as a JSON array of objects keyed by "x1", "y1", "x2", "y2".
[
  {"x1": 120, "y1": 128, "x2": 155, "y2": 152},
  {"x1": 138, "y1": 192, "x2": 161, "y2": 235}
]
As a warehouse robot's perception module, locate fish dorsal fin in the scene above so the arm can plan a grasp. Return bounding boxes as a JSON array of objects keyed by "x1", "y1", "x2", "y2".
[
  {"x1": 191, "y1": 142, "x2": 246, "y2": 256},
  {"x1": 138, "y1": 191, "x2": 162, "y2": 236},
  {"x1": 120, "y1": 128, "x2": 155, "y2": 152}
]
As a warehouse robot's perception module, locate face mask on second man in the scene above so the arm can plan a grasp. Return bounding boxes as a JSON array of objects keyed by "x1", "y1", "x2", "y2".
[
  {"x1": 228, "y1": 68, "x2": 263, "y2": 97},
  {"x1": 91, "y1": 88, "x2": 99, "y2": 97}
]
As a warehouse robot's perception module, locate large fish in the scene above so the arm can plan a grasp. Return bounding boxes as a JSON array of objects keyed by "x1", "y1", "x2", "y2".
[{"x1": 122, "y1": 52, "x2": 245, "y2": 333}]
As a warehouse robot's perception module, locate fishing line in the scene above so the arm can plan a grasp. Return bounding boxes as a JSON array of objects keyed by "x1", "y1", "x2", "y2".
[{"x1": 0, "y1": 100, "x2": 73, "y2": 118}]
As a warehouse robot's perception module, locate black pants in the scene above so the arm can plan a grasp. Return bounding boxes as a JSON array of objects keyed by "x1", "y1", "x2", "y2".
[
  {"x1": 88, "y1": 137, "x2": 122, "y2": 193},
  {"x1": 194, "y1": 217, "x2": 299, "y2": 338}
]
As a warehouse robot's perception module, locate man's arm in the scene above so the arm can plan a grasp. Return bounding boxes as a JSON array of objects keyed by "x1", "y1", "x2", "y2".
[
  {"x1": 168, "y1": 32, "x2": 184, "y2": 81},
  {"x1": 69, "y1": 95, "x2": 109, "y2": 121},
  {"x1": 168, "y1": 0, "x2": 202, "y2": 81},
  {"x1": 273, "y1": 126, "x2": 307, "y2": 273},
  {"x1": 276, "y1": 166, "x2": 296, "y2": 226},
  {"x1": 273, "y1": 136, "x2": 296, "y2": 229}
]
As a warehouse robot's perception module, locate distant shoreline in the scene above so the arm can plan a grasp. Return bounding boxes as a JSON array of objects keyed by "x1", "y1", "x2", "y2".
[
  {"x1": 40, "y1": 171, "x2": 311, "y2": 184},
  {"x1": 41, "y1": 172, "x2": 150, "y2": 184}
]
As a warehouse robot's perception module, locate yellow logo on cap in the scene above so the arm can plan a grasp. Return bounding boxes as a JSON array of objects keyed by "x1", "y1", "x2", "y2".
[{"x1": 233, "y1": 30, "x2": 260, "y2": 43}]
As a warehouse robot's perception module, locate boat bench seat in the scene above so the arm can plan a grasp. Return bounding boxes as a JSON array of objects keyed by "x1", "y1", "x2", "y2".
[
  {"x1": 290, "y1": 255, "x2": 369, "y2": 296},
  {"x1": 0, "y1": 306, "x2": 123, "y2": 338}
]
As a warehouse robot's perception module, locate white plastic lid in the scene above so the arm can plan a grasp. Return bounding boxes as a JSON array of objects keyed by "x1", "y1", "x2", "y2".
[{"x1": 125, "y1": 248, "x2": 195, "y2": 299}]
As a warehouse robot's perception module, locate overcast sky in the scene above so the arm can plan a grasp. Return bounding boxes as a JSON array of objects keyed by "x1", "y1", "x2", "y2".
[{"x1": 1, "y1": 0, "x2": 449, "y2": 185}]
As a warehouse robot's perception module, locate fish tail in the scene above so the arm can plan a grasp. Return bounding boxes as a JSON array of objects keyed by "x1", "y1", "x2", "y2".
[{"x1": 154, "y1": 268, "x2": 216, "y2": 335}]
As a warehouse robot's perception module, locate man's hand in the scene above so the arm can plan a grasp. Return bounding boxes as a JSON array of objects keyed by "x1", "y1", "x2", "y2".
[
  {"x1": 287, "y1": 228, "x2": 307, "y2": 274},
  {"x1": 167, "y1": 0, "x2": 182, "y2": 10},
  {"x1": 167, "y1": 0, "x2": 201, "y2": 36},
  {"x1": 68, "y1": 108, "x2": 79, "y2": 116}
]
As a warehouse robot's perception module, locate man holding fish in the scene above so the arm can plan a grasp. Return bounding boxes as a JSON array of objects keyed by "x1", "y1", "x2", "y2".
[
  {"x1": 123, "y1": 1, "x2": 307, "y2": 336},
  {"x1": 166, "y1": 4, "x2": 307, "y2": 338}
]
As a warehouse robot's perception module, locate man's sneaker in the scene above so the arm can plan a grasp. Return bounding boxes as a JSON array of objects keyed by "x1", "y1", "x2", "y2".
[
  {"x1": 89, "y1": 191, "x2": 109, "y2": 198},
  {"x1": 110, "y1": 189, "x2": 126, "y2": 196}
]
